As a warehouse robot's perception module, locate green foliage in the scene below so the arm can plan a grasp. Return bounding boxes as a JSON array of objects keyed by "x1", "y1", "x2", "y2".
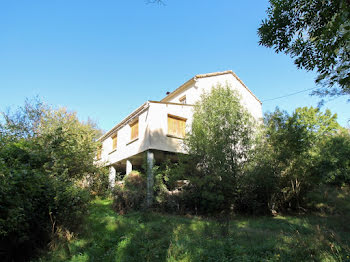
[
  {"x1": 38, "y1": 108, "x2": 102, "y2": 181},
  {"x1": 36, "y1": 198, "x2": 350, "y2": 262},
  {"x1": 112, "y1": 171, "x2": 147, "y2": 213},
  {"x1": 258, "y1": 0, "x2": 350, "y2": 97},
  {"x1": 237, "y1": 138, "x2": 279, "y2": 214},
  {"x1": 0, "y1": 98, "x2": 103, "y2": 261},
  {"x1": 86, "y1": 167, "x2": 110, "y2": 197},
  {"x1": 305, "y1": 185, "x2": 350, "y2": 215},
  {"x1": 183, "y1": 84, "x2": 255, "y2": 213},
  {"x1": 316, "y1": 130, "x2": 350, "y2": 186},
  {"x1": 152, "y1": 161, "x2": 191, "y2": 213},
  {"x1": 0, "y1": 97, "x2": 47, "y2": 139},
  {"x1": 145, "y1": 96, "x2": 347, "y2": 216},
  {"x1": 245, "y1": 106, "x2": 342, "y2": 212}
]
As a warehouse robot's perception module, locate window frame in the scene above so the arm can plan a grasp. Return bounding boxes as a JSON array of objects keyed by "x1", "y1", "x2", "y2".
[
  {"x1": 112, "y1": 133, "x2": 118, "y2": 150},
  {"x1": 179, "y1": 95, "x2": 187, "y2": 104},
  {"x1": 167, "y1": 114, "x2": 187, "y2": 139},
  {"x1": 129, "y1": 119, "x2": 139, "y2": 141},
  {"x1": 97, "y1": 145, "x2": 102, "y2": 160}
]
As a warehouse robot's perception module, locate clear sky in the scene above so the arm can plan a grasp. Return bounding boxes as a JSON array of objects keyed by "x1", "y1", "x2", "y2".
[{"x1": 1, "y1": 0, "x2": 349, "y2": 132}]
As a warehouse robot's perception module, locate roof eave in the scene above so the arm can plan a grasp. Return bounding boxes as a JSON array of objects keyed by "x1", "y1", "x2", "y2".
[
  {"x1": 98, "y1": 101, "x2": 149, "y2": 142},
  {"x1": 160, "y1": 78, "x2": 196, "y2": 102},
  {"x1": 160, "y1": 70, "x2": 262, "y2": 105}
]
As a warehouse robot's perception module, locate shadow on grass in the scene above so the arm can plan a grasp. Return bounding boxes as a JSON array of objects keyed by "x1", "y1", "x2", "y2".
[{"x1": 38, "y1": 198, "x2": 350, "y2": 262}]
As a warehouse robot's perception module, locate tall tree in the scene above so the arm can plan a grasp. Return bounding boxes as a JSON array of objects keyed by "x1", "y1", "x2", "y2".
[
  {"x1": 258, "y1": 0, "x2": 350, "y2": 97},
  {"x1": 184, "y1": 84, "x2": 255, "y2": 213},
  {"x1": 263, "y1": 107, "x2": 340, "y2": 209}
]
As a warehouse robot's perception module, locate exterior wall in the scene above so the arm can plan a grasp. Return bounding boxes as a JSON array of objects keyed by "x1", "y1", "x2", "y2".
[
  {"x1": 99, "y1": 106, "x2": 150, "y2": 165},
  {"x1": 98, "y1": 72, "x2": 263, "y2": 167},
  {"x1": 164, "y1": 82, "x2": 198, "y2": 105},
  {"x1": 98, "y1": 102, "x2": 193, "y2": 166},
  {"x1": 163, "y1": 74, "x2": 262, "y2": 121},
  {"x1": 146, "y1": 102, "x2": 193, "y2": 153}
]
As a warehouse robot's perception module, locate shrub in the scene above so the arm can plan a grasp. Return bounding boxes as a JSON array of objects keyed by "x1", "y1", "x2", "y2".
[
  {"x1": 85, "y1": 167, "x2": 110, "y2": 197},
  {"x1": 48, "y1": 179, "x2": 91, "y2": 231},
  {"x1": 236, "y1": 146, "x2": 279, "y2": 214},
  {"x1": 0, "y1": 98, "x2": 102, "y2": 261},
  {"x1": 112, "y1": 171, "x2": 147, "y2": 214},
  {"x1": 315, "y1": 131, "x2": 350, "y2": 186},
  {"x1": 0, "y1": 157, "x2": 90, "y2": 261},
  {"x1": 240, "y1": 107, "x2": 342, "y2": 214},
  {"x1": 174, "y1": 104, "x2": 345, "y2": 215},
  {"x1": 182, "y1": 84, "x2": 255, "y2": 214},
  {"x1": 305, "y1": 185, "x2": 350, "y2": 215},
  {"x1": 151, "y1": 162, "x2": 193, "y2": 213}
]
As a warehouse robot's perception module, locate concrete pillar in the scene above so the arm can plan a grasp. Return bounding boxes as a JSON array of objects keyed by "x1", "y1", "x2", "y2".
[
  {"x1": 146, "y1": 150, "x2": 154, "y2": 207},
  {"x1": 109, "y1": 166, "x2": 116, "y2": 188},
  {"x1": 126, "y1": 159, "x2": 132, "y2": 175}
]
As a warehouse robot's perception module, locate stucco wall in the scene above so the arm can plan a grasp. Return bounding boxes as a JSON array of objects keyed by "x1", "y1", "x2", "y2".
[
  {"x1": 164, "y1": 74, "x2": 262, "y2": 121},
  {"x1": 98, "y1": 102, "x2": 193, "y2": 165},
  {"x1": 147, "y1": 102, "x2": 193, "y2": 153},
  {"x1": 100, "y1": 107, "x2": 150, "y2": 165},
  {"x1": 164, "y1": 82, "x2": 197, "y2": 105},
  {"x1": 98, "y1": 72, "x2": 262, "y2": 166}
]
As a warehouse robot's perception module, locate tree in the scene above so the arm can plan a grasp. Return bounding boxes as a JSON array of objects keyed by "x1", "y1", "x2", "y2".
[
  {"x1": 183, "y1": 84, "x2": 255, "y2": 213},
  {"x1": 37, "y1": 107, "x2": 102, "y2": 181},
  {"x1": 261, "y1": 107, "x2": 340, "y2": 210},
  {"x1": 258, "y1": 0, "x2": 350, "y2": 97},
  {"x1": 0, "y1": 99, "x2": 104, "y2": 261},
  {"x1": 315, "y1": 129, "x2": 350, "y2": 186}
]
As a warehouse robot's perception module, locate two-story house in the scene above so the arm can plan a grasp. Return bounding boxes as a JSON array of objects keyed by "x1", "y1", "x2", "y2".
[{"x1": 97, "y1": 70, "x2": 262, "y2": 204}]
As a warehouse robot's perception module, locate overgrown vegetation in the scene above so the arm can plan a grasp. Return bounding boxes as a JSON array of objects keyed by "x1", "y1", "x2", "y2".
[
  {"x1": 113, "y1": 171, "x2": 147, "y2": 214},
  {"x1": 3, "y1": 87, "x2": 350, "y2": 261},
  {"x1": 37, "y1": 197, "x2": 350, "y2": 262},
  {"x1": 113, "y1": 85, "x2": 350, "y2": 217},
  {"x1": 183, "y1": 85, "x2": 255, "y2": 214},
  {"x1": 241, "y1": 106, "x2": 346, "y2": 214},
  {"x1": 0, "y1": 98, "x2": 107, "y2": 262}
]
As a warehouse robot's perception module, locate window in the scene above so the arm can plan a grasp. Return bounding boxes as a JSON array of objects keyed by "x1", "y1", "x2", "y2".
[
  {"x1": 97, "y1": 146, "x2": 102, "y2": 160},
  {"x1": 179, "y1": 95, "x2": 186, "y2": 104},
  {"x1": 130, "y1": 119, "x2": 139, "y2": 140},
  {"x1": 168, "y1": 114, "x2": 186, "y2": 138},
  {"x1": 112, "y1": 134, "x2": 117, "y2": 150}
]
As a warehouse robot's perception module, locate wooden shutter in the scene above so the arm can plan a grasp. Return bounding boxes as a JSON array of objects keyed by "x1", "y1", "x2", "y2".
[
  {"x1": 97, "y1": 146, "x2": 102, "y2": 160},
  {"x1": 130, "y1": 120, "x2": 139, "y2": 140},
  {"x1": 179, "y1": 95, "x2": 186, "y2": 104},
  {"x1": 112, "y1": 134, "x2": 117, "y2": 150},
  {"x1": 168, "y1": 115, "x2": 186, "y2": 138}
]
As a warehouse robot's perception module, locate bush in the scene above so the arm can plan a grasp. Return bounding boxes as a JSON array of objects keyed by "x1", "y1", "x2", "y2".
[
  {"x1": 48, "y1": 180, "x2": 91, "y2": 231},
  {"x1": 151, "y1": 162, "x2": 192, "y2": 213},
  {"x1": 239, "y1": 107, "x2": 342, "y2": 214},
  {"x1": 236, "y1": 152, "x2": 279, "y2": 214},
  {"x1": 0, "y1": 168, "x2": 50, "y2": 261},
  {"x1": 0, "y1": 158, "x2": 90, "y2": 261},
  {"x1": 182, "y1": 84, "x2": 255, "y2": 214},
  {"x1": 315, "y1": 131, "x2": 350, "y2": 186},
  {"x1": 112, "y1": 171, "x2": 147, "y2": 214},
  {"x1": 305, "y1": 185, "x2": 350, "y2": 215},
  {"x1": 0, "y1": 98, "x2": 102, "y2": 261},
  {"x1": 170, "y1": 105, "x2": 346, "y2": 215},
  {"x1": 85, "y1": 167, "x2": 110, "y2": 197}
]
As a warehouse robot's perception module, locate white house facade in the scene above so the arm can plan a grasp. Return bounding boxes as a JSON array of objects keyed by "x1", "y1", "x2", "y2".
[{"x1": 96, "y1": 70, "x2": 262, "y2": 203}]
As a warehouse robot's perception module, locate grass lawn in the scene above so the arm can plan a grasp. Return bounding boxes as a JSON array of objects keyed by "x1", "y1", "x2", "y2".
[{"x1": 36, "y1": 198, "x2": 350, "y2": 262}]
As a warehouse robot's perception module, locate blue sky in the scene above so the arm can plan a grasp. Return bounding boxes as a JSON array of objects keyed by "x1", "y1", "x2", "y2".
[{"x1": 1, "y1": 0, "x2": 349, "y2": 131}]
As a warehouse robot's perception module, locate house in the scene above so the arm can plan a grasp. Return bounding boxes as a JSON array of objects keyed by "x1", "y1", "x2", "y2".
[{"x1": 97, "y1": 70, "x2": 262, "y2": 205}]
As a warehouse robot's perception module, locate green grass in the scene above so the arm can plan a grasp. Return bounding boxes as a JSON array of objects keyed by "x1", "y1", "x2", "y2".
[{"x1": 36, "y1": 197, "x2": 350, "y2": 262}]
